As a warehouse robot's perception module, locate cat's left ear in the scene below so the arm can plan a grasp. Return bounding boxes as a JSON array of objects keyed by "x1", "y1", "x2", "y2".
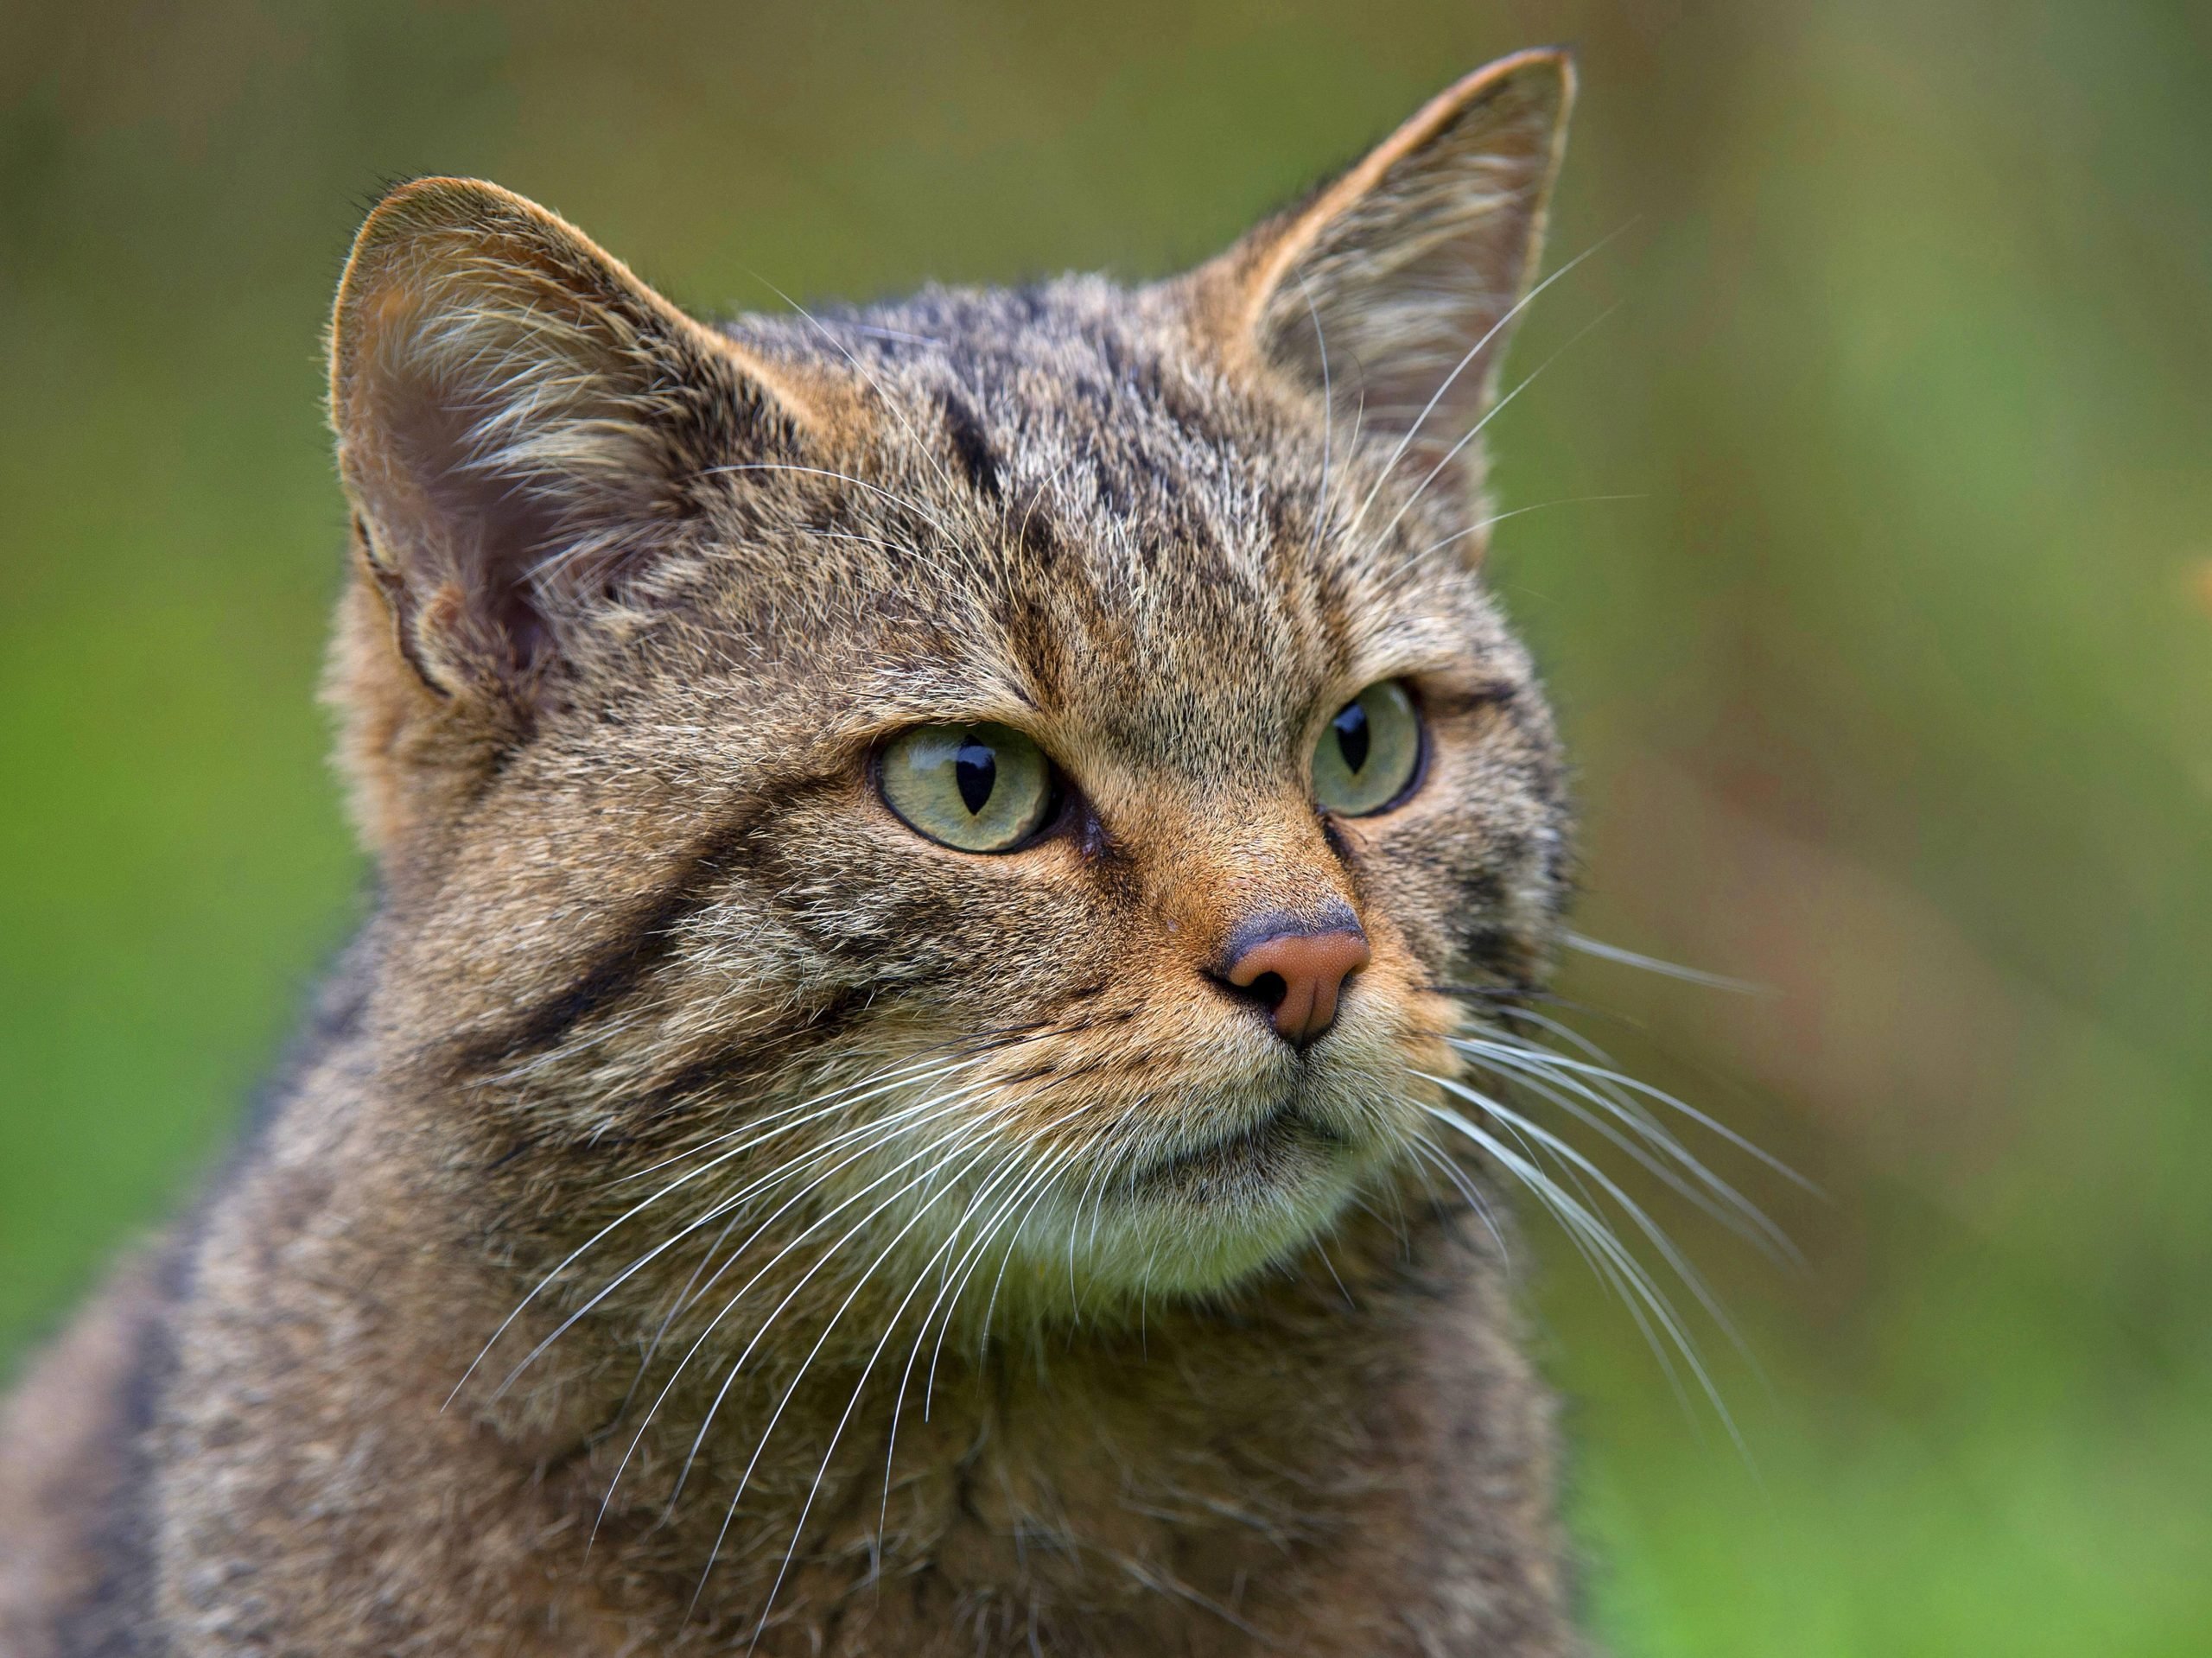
[{"x1": 1200, "y1": 49, "x2": 1573, "y2": 493}]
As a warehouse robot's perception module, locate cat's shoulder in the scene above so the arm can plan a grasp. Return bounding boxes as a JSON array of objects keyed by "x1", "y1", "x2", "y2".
[{"x1": 0, "y1": 1249, "x2": 171, "y2": 1658}]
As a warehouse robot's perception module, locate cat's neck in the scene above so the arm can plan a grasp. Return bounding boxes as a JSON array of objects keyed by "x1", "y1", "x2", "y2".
[
  {"x1": 188, "y1": 1017, "x2": 1524, "y2": 1651},
  {"x1": 545, "y1": 1197, "x2": 1480, "y2": 1644}
]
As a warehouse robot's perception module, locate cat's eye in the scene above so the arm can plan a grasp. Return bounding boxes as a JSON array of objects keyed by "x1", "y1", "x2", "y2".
[
  {"x1": 879, "y1": 722, "x2": 1057, "y2": 853},
  {"x1": 1312, "y1": 680, "x2": 1424, "y2": 816}
]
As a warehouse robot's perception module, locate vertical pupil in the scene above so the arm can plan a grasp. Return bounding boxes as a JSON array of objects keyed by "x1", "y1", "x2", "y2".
[
  {"x1": 953, "y1": 737, "x2": 997, "y2": 814},
  {"x1": 1333, "y1": 702, "x2": 1371, "y2": 774}
]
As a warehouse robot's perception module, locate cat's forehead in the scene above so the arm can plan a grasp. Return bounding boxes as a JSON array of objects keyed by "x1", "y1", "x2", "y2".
[
  {"x1": 702, "y1": 279, "x2": 1503, "y2": 759},
  {"x1": 757, "y1": 277, "x2": 1306, "y2": 585}
]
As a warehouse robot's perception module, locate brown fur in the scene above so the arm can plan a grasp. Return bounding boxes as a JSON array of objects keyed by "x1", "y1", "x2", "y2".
[{"x1": 3, "y1": 52, "x2": 1589, "y2": 1655}]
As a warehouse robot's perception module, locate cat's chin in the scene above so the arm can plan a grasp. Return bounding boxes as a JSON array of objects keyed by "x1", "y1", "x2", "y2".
[
  {"x1": 1013, "y1": 1108, "x2": 1379, "y2": 1305},
  {"x1": 1129, "y1": 1104, "x2": 1347, "y2": 1205}
]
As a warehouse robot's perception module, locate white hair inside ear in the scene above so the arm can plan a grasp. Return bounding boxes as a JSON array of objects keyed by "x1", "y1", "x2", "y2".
[{"x1": 1219, "y1": 51, "x2": 1574, "y2": 507}]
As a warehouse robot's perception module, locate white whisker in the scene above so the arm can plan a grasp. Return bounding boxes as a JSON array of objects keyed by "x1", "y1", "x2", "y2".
[
  {"x1": 1295, "y1": 271, "x2": 1339, "y2": 569},
  {"x1": 1452, "y1": 1032, "x2": 1814, "y2": 1192},
  {"x1": 741, "y1": 1112, "x2": 1093, "y2": 1648},
  {"x1": 877, "y1": 1124, "x2": 1078, "y2": 1544},
  {"x1": 742, "y1": 273, "x2": 966, "y2": 505},
  {"x1": 495, "y1": 1074, "x2": 1003, "y2": 1404},
  {"x1": 1336, "y1": 233, "x2": 1617, "y2": 556},
  {"x1": 445, "y1": 1054, "x2": 971, "y2": 1408},
  {"x1": 1425, "y1": 1074, "x2": 1753, "y2": 1366},
  {"x1": 1406, "y1": 1132, "x2": 1509, "y2": 1266},
  {"x1": 613, "y1": 1026, "x2": 1059, "y2": 1189},
  {"x1": 976, "y1": 1141, "x2": 1084, "y2": 1346},
  {"x1": 680, "y1": 1117, "x2": 1013, "y2": 1617},
  {"x1": 1419, "y1": 1094, "x2": 1749, "y2": 1460},
  {"x1": 922, "y1": 1131, "x2": 1082, "y2": 1420},
  {"x1": 614, "y1": 1092, "x2": 1015, "y2": 1524},
  {"x1": 1563, "y1": 931, "x2": 1766, "y2": 994},
  {"x1": 1452, "y1": 1035, "x2": 1799, "y2": 1263},
  {"x1": 1364, "y1": 303, "x2": 1619, "y2": 579},
  {"x1": 1397, "y1": 492, "x2": 1645, "y2": 579},
  {"x1": 702, "y1": 461, "x2": 961, "y2": 545}
]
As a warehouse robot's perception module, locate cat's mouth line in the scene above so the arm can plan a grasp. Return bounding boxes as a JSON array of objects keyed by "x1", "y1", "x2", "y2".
[{"x1": 1135, "y1": 1102, "x2": 1344, "y2": 1189}]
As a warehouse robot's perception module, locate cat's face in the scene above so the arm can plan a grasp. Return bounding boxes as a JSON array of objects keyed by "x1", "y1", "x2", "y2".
[{"x1": 329, "y1": 54, "x2": 1573, "y2": 1317}]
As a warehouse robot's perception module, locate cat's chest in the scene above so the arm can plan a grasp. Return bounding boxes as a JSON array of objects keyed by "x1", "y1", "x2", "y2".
[{"x1": 571, "y1": 1364, "x2": 1399, "y2": 1655}]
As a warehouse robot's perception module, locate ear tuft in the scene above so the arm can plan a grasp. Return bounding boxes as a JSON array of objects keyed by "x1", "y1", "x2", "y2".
[
  {"x1": 1216, "y1": 51, "x2": 1574, "y2": 505},
  {"x1": 328, "y1": 178, "x2": 804, "y2": 696}
]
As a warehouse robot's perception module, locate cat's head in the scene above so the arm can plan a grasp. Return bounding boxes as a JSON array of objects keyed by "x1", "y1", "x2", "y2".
[{"x1": 327, "y1": 52, "x2": 1574, "y2": 1313}]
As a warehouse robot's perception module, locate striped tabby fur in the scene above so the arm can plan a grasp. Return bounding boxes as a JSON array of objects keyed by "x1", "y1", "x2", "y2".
[{"x1": 3, "y1": 50, "x2": 1593, "y2": 1656}]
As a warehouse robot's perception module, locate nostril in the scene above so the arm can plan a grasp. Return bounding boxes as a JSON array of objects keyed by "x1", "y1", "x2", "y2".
[{"x1": 1223, "y1": 969, "x2": 1289, "y2": 1012}]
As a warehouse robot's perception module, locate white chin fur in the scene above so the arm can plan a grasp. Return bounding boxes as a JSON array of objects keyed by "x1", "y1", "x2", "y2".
[{"x1": 1008, "y1": 1136, "x2": 1370, "y2": 1305}]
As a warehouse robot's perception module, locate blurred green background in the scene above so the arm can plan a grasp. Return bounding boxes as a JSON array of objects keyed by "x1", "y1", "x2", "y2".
[{"x1": 3, "y1": 2, "x2": 2208, "y2": 1651}]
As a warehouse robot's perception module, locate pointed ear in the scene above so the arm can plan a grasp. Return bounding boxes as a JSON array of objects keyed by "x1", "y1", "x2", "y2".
[
  {"x1": 328, "y1": 178, "x2": 814, "y2": 698},
  {"x1": 1205, "y1": 50, "x2": 1573, "y2": 495}
]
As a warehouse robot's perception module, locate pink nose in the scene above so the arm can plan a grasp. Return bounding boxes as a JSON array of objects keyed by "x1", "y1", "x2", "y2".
[{"x1": 1223, "y1": 924, "x2": 1372, "y2": 1046}]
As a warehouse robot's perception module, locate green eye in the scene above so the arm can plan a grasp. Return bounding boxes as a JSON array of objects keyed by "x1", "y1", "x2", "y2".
[
  {"x1": 879, "y1": 722, "x2": 1056, "y2": 852},
  {"x1": 1313, "y1": 680, "x2": 1423, "y2": 816}
]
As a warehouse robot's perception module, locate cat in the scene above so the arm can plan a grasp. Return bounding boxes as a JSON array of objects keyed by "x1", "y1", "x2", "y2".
[{"x1": 2, "y1": 48, "x2": 1603, "y2": 1655}]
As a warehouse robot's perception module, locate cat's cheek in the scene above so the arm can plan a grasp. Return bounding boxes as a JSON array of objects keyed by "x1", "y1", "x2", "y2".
[
  {"x1": 1341, "y1": 743, "x2": 1564, "y2": 983},
  {"x1": 734, "y1": 821, "x2": 1117, "y2": 989}
]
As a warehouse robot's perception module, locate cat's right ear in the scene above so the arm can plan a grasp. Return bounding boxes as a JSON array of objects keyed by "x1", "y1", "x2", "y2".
[
  {"x1": 1197, "y1": 50, "x2": 1573, "y2": 501},
  {"x1": 327, "y1": 179, "x2": 819, "y2": 852},
  {"x1": 328, "y1": 178, "x2": 816, "y2": 704}
]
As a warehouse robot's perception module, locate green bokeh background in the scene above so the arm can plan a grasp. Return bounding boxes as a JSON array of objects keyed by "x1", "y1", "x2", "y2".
[{"x1": 4, "y1": 3, "x2": 2208, "y2": 1651}]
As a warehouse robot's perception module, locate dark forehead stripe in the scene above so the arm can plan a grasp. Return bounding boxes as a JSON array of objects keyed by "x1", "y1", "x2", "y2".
[
  {"x1": 842, "y1": 284, "x2": 1250, "y2": 540},
  {"x1": 937, "y1": 389, "x2": 1002, "y2": 504},
  {"x1": 713, "y1": 280, "x2": 1460, "y2": 767}
]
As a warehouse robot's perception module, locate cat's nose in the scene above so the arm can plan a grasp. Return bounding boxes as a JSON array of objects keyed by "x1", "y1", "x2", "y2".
[{"x1": 1218, "y1": 913, "x2": 1372, "y2": 1047}]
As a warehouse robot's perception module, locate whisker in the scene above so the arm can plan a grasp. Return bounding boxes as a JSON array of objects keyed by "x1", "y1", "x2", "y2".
[
  {"x1": 1452, "y1": 1037, "x2": 1800, "y2": 1264},
  {"x1": 1313, "y1": 1235, "x2": 1357, "y2": 1310},
  {"x1": 721, "y1": 1137, "x2": 1020, "y2": 1626},
  {"x1": 583, "y1": 1034, "x2": 1075, "y2": 1406},
  {"x1": 702, "y1": 461, "x2": 962, "y2": 545},
  {"x1": 1477, "y1": 1001, "x2": 1630, "y2": 1060},
  {"x1": 976, "y1": 1140, "x2": 1084, "y2": 1344},
  {"x1": 493, "y1": 1075, "x2": 1004, "y2": 1405},
  {"x1": 613, "y1": 1077, "x2": 1009, "y2": 1402},
  {"x1": 1452, "y1": 1032, "x2": 1815, "y2": 1194},
  {"x1": 921, "y1": 1129, "x2": 1083, "y2": 1420},
  {"x1": 1419, "y1": 1095, "x2": 1749, "y2": 1460},
  {"x1": 611, "y1": 1023, "x2": 1064, "y2": 1189},
  {"x1": 1562, "y1": 930, "x2": 1767, "y2": 995},
  {"x1": 1428, "y1": 982, "x2": 1574, "y2": 1007},
  {"x1": 1489, "y1": 1004, "x2": 1798, "y2": 1181},
  {"x1": 634, "y1": 1048, "x2": 1062, "y2": 1298},
  {"x1": 1406, "y1": 1132, "x2": 1509, "y2": 1267},
  {"x1": 445, "y1": 1053, "x2": 975, "y2": 1408},
  {"x1": 1365, "y1": 303, "x2": 1620, "y2": 579},
  {"x1": 1061, "y1": 1142, "x2": 1124, "y2": 1313},
  {"x1": 741, "y1": 273, "x2": 967, "y2": 505},
  {"x1": 1294, "y1": 270, "x2": 1340, "y2": 570},
  {"x1": 605, "y1": 1092, "x2": 1016, "y2": 1526},
  {"x1": 682, "y1": 1116, "x2": 1019, "y2": 1617},
  {"x1": 620, "y1": 1198, "x2": 754, "y2": 1422},
  {"x1": 1397, "y1": 492, "x2": 1645, "y2": 578},
  {"x1": 743, "y1": 1118, "x2": 1092, "y2": 1647},
  {"x1": 1426, "y1": 1074, "x2": 1753, "y2": 1363},
  {"x1": 878, "y1": 1121, "x2": 1081, "y2": 1543},
  {"x1": 1336, "y1": 232, "x2": 1618, "y2": 556},
  {"x1": 593, "y1": 1029, "x2": 1086, "y2": 1535}
]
